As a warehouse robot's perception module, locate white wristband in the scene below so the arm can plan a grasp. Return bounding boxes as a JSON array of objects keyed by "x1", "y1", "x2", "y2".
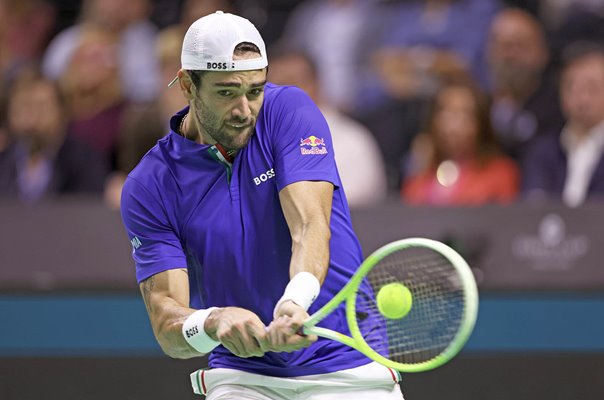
[
  {"x1": 182, "y1": 307, "x2": 221, "y2": 354},
  {"x1": 273, "y1": 271, "x2": 321, "y2": 318}
]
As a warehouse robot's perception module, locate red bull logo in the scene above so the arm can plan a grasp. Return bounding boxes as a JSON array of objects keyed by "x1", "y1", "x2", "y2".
[
  {"x1": 300, "y1": 135, "x2": 325, "y2": 147},
  {"x1": 300, "y1": 135, "x2": 328, "y2": 155}
]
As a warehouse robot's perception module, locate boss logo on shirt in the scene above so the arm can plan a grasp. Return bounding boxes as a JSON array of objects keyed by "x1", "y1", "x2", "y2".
[
  {"x1": 253, "y1": 168, "x2": 275, "y2": 185},
  {"x1": 300, "y1": 135, "x2": 328, "y2": 155}
]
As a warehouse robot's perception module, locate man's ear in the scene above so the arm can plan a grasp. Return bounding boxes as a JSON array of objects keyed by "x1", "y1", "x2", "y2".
[{"x1": 178, "y1": 69, "x2": 196, "y2": 100}]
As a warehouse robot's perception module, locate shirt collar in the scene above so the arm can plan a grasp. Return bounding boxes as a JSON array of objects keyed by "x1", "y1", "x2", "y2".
[
  {"x1": 560, "y1": 119, "x2": 604, "y2": 153},
  {"x1": 169, "y1": 106, "x2": 190, "y2": 135}
]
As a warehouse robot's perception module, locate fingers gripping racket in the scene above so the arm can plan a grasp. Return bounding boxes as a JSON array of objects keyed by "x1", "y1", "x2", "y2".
[{"x1": 302, "y1": 238, "x2": 479, "y2": 372}]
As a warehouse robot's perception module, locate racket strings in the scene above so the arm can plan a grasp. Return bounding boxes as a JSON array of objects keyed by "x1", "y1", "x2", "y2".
[{"x1": 354, "y1": 247, "x2": 465, "y2": 365}]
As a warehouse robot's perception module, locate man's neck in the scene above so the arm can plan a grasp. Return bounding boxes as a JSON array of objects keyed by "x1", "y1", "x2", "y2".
[
  {"x1": 180, "y1": 111, "x2": 203, "y2": 143},
  {"x1": 569, "y1": 119, "x2": 604, "y2": 139},
  {"x1": 180, "y1": 110, "x2": 238, "y2": 157}
]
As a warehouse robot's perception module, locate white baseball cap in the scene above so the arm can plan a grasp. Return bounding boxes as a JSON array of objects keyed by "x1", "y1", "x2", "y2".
[{"x1": 168, "y1": 11, "x2": 268, "y2": 87}]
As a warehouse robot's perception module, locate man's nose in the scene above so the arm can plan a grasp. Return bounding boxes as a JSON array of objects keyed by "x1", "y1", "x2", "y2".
[{"x1": 231, "y1": 95, "x2": 251, "y2": 120}]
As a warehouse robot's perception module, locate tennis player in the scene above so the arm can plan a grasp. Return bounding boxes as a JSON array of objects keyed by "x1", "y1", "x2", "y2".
[{"x1": 120, "y1": 11, "x2": 404, "y2": 399}]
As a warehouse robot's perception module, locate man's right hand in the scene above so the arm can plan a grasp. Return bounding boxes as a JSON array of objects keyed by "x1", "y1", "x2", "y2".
[
  {"x1": 265, "y1": 300, "x2": 317, "y2": 353},
  {"x1": 204, "y1": 307, "x2": 269, "y2": 358}
]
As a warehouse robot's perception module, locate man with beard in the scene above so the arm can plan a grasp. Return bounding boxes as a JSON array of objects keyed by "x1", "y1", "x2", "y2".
[
  {"x1": 487, "y1": 8, "x2": 565, "y2": 160},
  {"x1": 120, "y1": 11, "x2": 404, "y2": 400},
  {"x1": 0, "y1": 68, "x2": 107, "y2": 201}
]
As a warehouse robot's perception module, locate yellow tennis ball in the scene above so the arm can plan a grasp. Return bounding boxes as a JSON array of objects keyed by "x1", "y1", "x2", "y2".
[{"x1": 376, "y1": 282, "x2": 413, "y2": 319}]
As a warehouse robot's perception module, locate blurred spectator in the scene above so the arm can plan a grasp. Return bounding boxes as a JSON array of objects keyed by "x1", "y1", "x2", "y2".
[
  {"x1": 59, "y1": 27, "x2": 126, "y2": 170},
  {"x1": 540, "y1": 0, "x2": 604, "y2": 30},
  {"x1": 0, "y1": 67, "x2": 106, "y2": 201},
  {"x1": 354, "y1": 0, "x2": 501, "y2": 193},
  {"x1": 43, "y1": 0, "x2": 159, "y2": 103},
  {"x1": 402, "y1": 81, "x2": 519, "y2": 205},
  {"x1": 268, "y1": 47, "x2": 388, "y2": 207},
  {"x1": 545, "y1": 1, "x2": 604, "y2": 69},
  {"x1": 104, "y1": 26, "x2": 187, "y2": 209},
  {"x1": 0, "y1": 0, "x2": 55, "y2": 63},
  {"x1": 0, "y1": 0, "x2": 56, "y2": 92},
  {"x1": 487, "y1": 8, "x2": 565, "y2": 160},
  {"x1": 281, "y1": 0, "x2": 378, "y2": 112},
  {"x1": 365, "y1": 0, "x2": 501, "y2": 104},
  {"x1": 523, "y1": 42, "x2": 604, "y2": 207}
]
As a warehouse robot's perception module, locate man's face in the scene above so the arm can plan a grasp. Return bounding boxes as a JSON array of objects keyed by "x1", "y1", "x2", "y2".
[
  {"x1": 190, "y1": 67, "x2": 267, "y2": 151},
  {"x1": 488, "y1": 11, "x2": 548, "y2": 92},
  {"x1": 88, "y1": 0, "x2": 149, "y2": 31},
  {"x1": 68, "y1": 32, "x2": 118, "y2": 92},
  {"x1": 8, "y1": 81, "x2": 63, "y2": 144},
  {"x1": 561, "y1": 55, "x2": 604, "y2": 131},
  {"x1": 433, "y1": 86, "x2": 479, "y2": 160}
]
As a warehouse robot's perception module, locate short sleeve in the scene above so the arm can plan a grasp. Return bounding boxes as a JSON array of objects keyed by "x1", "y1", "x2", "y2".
[
  {"x1": 120, "y1": 176, "x2": 187, "y2": 283},
  {"x1": 269, "y1": 87, "x2": 340, "y2": 191}
]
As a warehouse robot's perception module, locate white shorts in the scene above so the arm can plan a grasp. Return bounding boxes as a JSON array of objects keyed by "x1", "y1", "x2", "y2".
[{"x1": 191, "y1": 361, "x2": 404, "y2": 400}]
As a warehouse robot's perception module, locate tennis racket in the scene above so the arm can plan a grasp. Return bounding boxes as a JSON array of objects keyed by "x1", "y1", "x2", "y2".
[{"x1": 302, "y1": 237, "x2": 478, "y2": 372}]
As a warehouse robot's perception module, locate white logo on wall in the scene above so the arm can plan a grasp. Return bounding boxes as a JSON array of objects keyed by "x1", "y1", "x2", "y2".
[{"x1": 512, "y1": 213, "x2": 590, "y2": 271}]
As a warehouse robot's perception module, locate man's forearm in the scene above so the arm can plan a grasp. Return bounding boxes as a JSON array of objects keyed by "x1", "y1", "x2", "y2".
[
  {"x1": 278, "y1": 180, "x2": 334, "y2": 313},
  {"x1": 140, "y1": 275, "x2": 203, "y2": 359},
  {"x1": 150, "y1": 299, "x2": 203, "y2": 359},
  {"x1": 288, "y1": 217, "x2": 331, "y2": 282}
]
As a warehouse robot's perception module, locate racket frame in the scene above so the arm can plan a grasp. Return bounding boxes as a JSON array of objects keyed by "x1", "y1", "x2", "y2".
[{"x1": 302, "y1": 237, "x2": 479, "y2": 372}]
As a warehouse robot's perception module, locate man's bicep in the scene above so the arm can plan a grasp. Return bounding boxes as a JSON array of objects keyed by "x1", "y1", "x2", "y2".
[{"x1": 139, "y1": 268, "x2": 190, "y2": 315}]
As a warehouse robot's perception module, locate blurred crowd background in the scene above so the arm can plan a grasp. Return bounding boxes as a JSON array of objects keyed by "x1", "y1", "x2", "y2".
[
  {"x1": 1, "y1": 0, "x2": 604, "y2": 210},
  {"x1": 1, "y1": 2, "x2": 604, "y2": 399}
]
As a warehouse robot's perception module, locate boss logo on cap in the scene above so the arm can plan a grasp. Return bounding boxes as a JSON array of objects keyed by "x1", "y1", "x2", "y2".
[{"x1": 206, "y1": 62, "x2": 235, "y2": 69}]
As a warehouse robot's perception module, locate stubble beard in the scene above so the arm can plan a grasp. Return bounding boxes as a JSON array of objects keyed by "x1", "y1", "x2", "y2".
[
  {"x1": 492, "y1": 63, "x2": 541, "y2": 100},
  {"x1": 193, "y1": 96, "x2": 255, "y2": 152}
]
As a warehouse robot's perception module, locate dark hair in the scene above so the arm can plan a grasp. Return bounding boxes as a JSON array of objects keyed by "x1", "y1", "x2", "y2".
[
  {"x1": 424, "y1": 81, "x2": 500, "y2": 167},
  {"x1": 561, "y1": 41, "x2": 604, "y2": 71},
  {"x1": 187, "y1": 42, "x2": 262, "y2": 88},
  {"x1": 0, "y1": 64, "x2": 65, "y2": 128}
]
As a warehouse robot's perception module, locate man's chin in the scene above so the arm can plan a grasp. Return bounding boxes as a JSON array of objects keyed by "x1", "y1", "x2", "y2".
[{"x1": 222, "y1": 128, "x2": 254, "y2": 151}]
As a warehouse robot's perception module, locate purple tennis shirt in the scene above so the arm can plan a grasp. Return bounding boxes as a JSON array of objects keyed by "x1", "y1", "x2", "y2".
[{"x1": 120, "y1": 83, "x2": 380, "y2": 377}]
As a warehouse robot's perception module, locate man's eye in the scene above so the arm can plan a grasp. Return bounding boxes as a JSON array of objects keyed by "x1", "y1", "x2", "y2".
[
  {"x1": 249, "y1": 88, "x2": 264, "y2": 96},
  {"x1": 218, "y1": 90, "x2": 232, "y2": 97}
]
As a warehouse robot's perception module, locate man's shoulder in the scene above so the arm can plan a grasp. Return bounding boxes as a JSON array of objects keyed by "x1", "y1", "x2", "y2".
[
  {"x1": 263, "y1": 82, "x2": 313, "y2": 109},
  {"x1": 523, "y1": 131, "x2": 566, "y2": 172},
  {"x1": 127, "y1": 135, "x2": 173, "y2": 189},
  {"x1": 260, "y1": 83, "x2": 323, "y2": 135}
]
